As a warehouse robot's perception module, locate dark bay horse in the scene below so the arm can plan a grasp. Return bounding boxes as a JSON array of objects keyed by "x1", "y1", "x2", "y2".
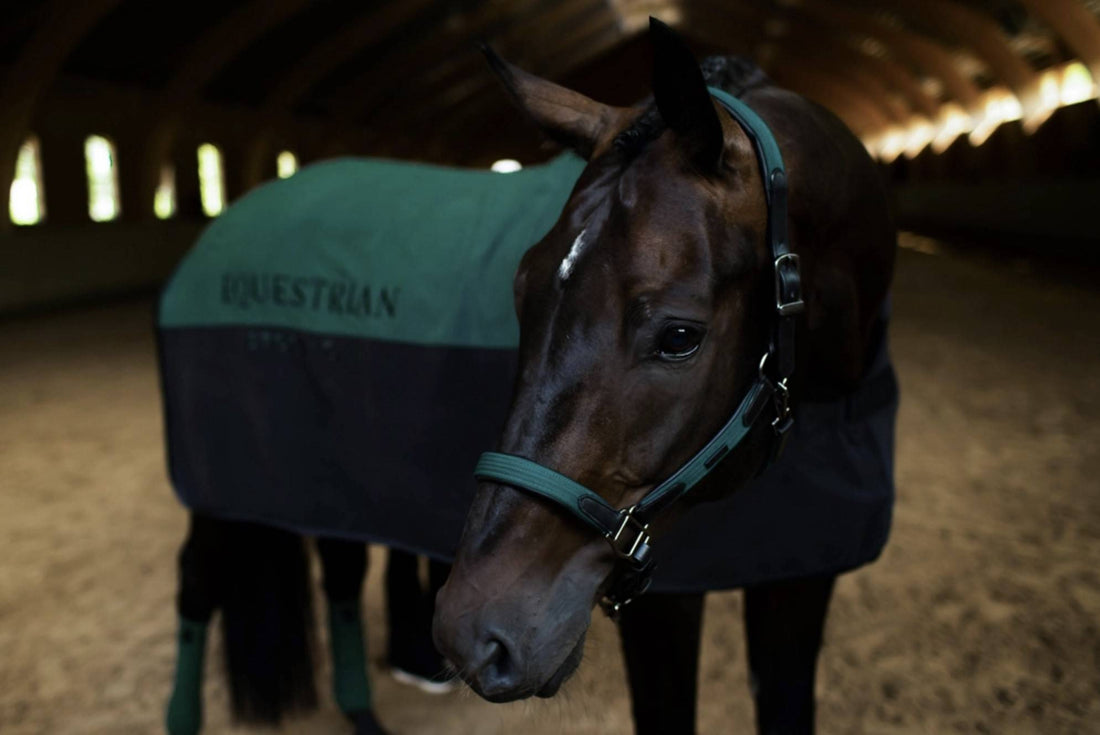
[{"x1": 434, "y1": 19, "x2": 896, "y2": 733}]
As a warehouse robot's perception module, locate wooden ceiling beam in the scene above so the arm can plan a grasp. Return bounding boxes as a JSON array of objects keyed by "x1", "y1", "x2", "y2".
[
  {"x1": 403, "y1": 15, "x2": 626, "y2": 156},
  {"x1": 163, "y1": 0, "x2": 314, "y2": 102},
  {"x1": 795, "y1": 0, "x2": 984, "y2": 114},
  {"x1": 682, "y1": 6, "x2": 905, "y2": 128},
  {"x1": 1018, "y1": 0, "x2": 1100, "y2": 85},
  {"x1": 768, "y1": 61, "x2": 891, "y2": 134},
  {"x1": 371, "y1": 5, "x2": 622, "y2": 152},
  {"x1": 326, "y1": 0, "x2": 577, "y2": 123},
  {"x1": 763, "y1": 37, "x2": 913, "y2": 122},
  {"x1": 142, "y1": 0, "x2": 315, "y2": 216},
  {"x1": 354, "y1": 0, "x2": 604, "y2": 132},
  {"x1": 517, "y1": 9, "x2": 625, "y2": 79},
  {"x1": 238, "y1": 0, "x2": 438, "y2": 189},
  {"x1": 262, "y1": 0, "x2": 438, "y2": 112},
  {"x1": 863, "y1": 0, "x2": 1046, "y2": 129},
  {"x1": 738, "y1": 7, "x2": 943, "y2": 120},
  {"x1": 0, "y1": 0, "x2": 125, "y2": 230}
]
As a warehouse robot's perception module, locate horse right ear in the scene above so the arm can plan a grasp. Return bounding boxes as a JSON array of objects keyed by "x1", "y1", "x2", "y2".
[
  {"x1": 649, "y1": 18, "x2": 723, "y2": 172},
  {"x1": 481, "y1": 44, "x2": 627, "y2": 159}
]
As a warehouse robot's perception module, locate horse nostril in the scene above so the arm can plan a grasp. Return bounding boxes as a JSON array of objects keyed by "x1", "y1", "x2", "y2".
[
  {"x1": 484, "y1": 638, "x2": 510, "y2": 676},
  {"x1": 476, "y1": 636, "x2": 521, "y2": 699}
]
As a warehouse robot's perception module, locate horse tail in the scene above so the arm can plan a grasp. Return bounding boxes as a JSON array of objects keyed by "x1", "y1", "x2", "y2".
[{"x1": 219, "y1": 519, "x2": 317, "y2": 724}]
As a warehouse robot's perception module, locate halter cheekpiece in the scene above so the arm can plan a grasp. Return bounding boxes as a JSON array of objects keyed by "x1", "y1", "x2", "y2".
[{"x1": 473, "y1": 88, "x2": 805, "y2": 617}]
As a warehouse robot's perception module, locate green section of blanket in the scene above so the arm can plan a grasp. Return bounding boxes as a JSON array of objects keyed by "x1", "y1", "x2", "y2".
[{"x1": 158, "y1": 154, "x2": 584, "y2": 348}]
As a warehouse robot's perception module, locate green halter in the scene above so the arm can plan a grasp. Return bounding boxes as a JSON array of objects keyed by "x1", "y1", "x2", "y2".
[{"x1": 474, "y1": 88, "x2": 805, "y2": 613}]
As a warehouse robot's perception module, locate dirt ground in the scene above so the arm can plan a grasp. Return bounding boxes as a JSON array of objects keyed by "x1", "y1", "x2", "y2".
[{"x1": 1, "y1": 234, "x2": 1098, "y2": 734}]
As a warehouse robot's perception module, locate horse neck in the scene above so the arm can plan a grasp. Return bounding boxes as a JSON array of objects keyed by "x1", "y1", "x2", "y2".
[{"x1": 751, "y1": 90, "x2": 895, "y2": 401}]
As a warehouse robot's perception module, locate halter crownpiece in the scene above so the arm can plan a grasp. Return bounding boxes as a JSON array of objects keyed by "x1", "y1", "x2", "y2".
[{"x1": 473, "y1": 88, "x2": 804, "y2": 616}]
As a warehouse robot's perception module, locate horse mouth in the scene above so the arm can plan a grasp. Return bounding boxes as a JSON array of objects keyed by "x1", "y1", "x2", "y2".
[{"x1": 534, "y1": 630, "x2": 587, "y2": 698}]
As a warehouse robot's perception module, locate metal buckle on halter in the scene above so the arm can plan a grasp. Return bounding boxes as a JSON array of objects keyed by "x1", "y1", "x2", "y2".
[
  {"x1": 771, "y1": 377, "x2": 793, "y2": 436},
  {"x1": 606, "y1": 506, "x2": 651, "y2": 567},
  {"x1": 599, "y1": 567, "x2": 654, "y2": 620},
  {"x1": 759, "y1": 353, "x2": 794, "y2": 441},
  {"x1": 774, "y1": 253, "x2": 805, "y2": 317}
]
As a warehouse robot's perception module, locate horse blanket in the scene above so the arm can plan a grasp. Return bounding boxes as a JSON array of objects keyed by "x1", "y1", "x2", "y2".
[{"x1": 157, "y1": 153, "x2": 898, "y2": 592}]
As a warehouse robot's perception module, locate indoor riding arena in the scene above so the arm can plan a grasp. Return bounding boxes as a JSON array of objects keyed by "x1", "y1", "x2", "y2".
[{"x1": 2, "y1": 2, "x2": 1098, "y2": 734}]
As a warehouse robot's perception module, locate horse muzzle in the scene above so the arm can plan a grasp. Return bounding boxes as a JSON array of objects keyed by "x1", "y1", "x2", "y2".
[{"x1": 433, "y1": 583, "x2": 590, "y2": 701}]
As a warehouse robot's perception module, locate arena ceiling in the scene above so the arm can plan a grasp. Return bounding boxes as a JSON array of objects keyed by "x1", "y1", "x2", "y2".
[{"x1": 2, "y1": 0, "x2": 1100, "y2": 169}]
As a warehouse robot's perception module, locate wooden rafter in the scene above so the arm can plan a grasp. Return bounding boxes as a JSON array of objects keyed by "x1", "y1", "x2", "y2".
[
  {"x1": 769, "y1": 61, "x2": 892, "y2": 134},
  {"x1": 682, "y1": 4, "x2": 906, "y2": 128},
  {"x1": 796, "y1": 0, "x2": 984, "y2": 114},
  {"x1": 141, "y1": 0, "x2": 315, "y2": 215},
  {"x1": 1018, "y1": 0, "x2": 1100, "y2": 84},
  {"x1": 868, "y1": 0, "x2": 1046, "y2": 128},
  {"x1": 354, "y1": 0, "x2": 606, "y2": 131},
  {"x1": 0, "y1": 0, "x2": 125, "y2": 229},
  {"x1": 368, "y1": 3, "x2": 622, "y2": 150},
  {"x1": 327, "y1": 0, "x2": 568, "y2": 123}
]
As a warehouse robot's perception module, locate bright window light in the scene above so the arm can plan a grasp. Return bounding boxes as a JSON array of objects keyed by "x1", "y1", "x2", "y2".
[
  {"x1": 85, "y1": 135, "x2": 120, "y2": 222},
  {"x1": 903, "y1": 118, "x2": 936, "y2": 159},
  {"x1": 1060, "y1": 61, "x2": 1096, "y2": 106},
  {"x1": 9, "y1": 136, "x2": 45, "y2": 225},
  {"x1": 154, "y1": 164, "x2": 176, "y2": 220},
  {"x1": 197, "y1": 143, "x2": 225, "y2": 217},
  {"x1": 932, "y1": 103, "x2": 973, "y2": 153},
  {"x1": 969, "y1": 88, "x2": 1023, "y2": 146},
  {"x1": 616, "y1": 3, "x2": 681, "y2": 33},
  {"x1": 1039, "y1": 71, "x2": 1062, "y2": 113},
  {"x1": 876, "y1": 128, "x2": 907, "y2": 163},
  {"x1": 491, "y1": 159, "x2": 522, "y2": 173},
  {"x1": 865, "y1": 60, "x2": 1099, "y2": 161},
  {"x1": 277, "y1": 150, "x2": 298, "y2": 179}
]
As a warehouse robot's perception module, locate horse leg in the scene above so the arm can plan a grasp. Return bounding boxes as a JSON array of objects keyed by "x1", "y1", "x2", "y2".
[
  {"x1": 314, "y1": 536, "x2": 388, "y2": 735},
  {"x1": 166, "y1": 513, "x2": 224, "y2": 735},
  {"x1": 384, "y1": 549, "x2": 419, "y2": 675},
  {"x1": 386, "y1": 550, "x2": 454, "y2": 689},
  {"x1": 743, "y1": 575, "x2": 836, "y2": 735},
  {"x1": 618, "y1": 592, "x2": 705, "y2": 735}
]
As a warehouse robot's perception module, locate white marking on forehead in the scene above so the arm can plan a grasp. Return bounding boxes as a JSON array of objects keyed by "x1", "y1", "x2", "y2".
[{"x1": 558, "y1": 228, "x2": 588, "y2": 282}]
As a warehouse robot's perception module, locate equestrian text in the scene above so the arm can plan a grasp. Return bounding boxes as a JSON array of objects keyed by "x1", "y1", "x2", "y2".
[{"x1": 221, "y1": 272, "x2": 399, "y2": 318}]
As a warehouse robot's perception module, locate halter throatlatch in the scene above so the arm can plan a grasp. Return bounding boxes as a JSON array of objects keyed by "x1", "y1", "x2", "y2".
[{"x1": 473, "y1": 88, "x2": 804, "y2": 617}]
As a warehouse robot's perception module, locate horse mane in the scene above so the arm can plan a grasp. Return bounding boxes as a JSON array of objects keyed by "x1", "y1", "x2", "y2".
[{"x1": 612, "y1": 56, "x2": 770, "y2": 160}]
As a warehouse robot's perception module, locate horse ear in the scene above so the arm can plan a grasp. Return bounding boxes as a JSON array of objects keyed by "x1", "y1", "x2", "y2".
[
  {"x1": 649, "y1": 18, "x2": 723, "y2": 171},
  {"x1": 481, "y1": 44, "x2": 621, "y2": 159}
]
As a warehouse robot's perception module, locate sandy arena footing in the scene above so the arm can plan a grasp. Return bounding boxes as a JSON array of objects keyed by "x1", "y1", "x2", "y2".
[{"x1": 1, "y1": 236, "x2": 1098, "y2": 734}]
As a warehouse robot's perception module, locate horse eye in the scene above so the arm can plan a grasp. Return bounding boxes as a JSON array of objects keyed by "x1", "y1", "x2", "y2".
[{"x1": 657, "y1": 325, "x2": 704, "y2": 360}]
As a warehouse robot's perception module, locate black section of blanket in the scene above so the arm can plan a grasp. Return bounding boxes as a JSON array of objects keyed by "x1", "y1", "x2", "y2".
[
  {"x1": 159, "y1": 323, "x2": 897, "y2": 592},
  {"x1": 159, "y1": 326, "x2": 516, "y2": 557},
  {"x1": 650, "y1": 364, "x2": 898, "y2": 591}
]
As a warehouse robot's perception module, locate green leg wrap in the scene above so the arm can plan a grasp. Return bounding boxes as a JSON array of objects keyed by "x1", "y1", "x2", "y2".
[
  {"x1": 328, "y1": 600, "x2": 372, "y2": 714},
  {"x1": 165, "y1": 617, "x2": 208, "y2": 735}
]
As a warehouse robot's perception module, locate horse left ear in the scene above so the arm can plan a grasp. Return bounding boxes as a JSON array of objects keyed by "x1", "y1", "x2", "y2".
[
  {"x1": 649, "y1": 18, "x2": 723, "y2": 171},
  {"x1": 481, "y1": 44, "x2": 627, "y2": 159}
]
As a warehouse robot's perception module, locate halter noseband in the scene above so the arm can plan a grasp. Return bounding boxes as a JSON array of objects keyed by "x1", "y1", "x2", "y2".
[{"x1": 473, "y1": 88, "x2": 805, "y2": 616}]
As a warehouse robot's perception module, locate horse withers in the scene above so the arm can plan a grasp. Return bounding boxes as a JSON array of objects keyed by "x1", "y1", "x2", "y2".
[{"x1": 434, "y1": 19, "x2": 897, "y2": 732}]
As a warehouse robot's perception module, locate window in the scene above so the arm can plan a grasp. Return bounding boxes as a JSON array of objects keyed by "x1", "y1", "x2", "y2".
[
  {"x1": 197, "y1": 143, "x2": 225, "y2": 217},
  {"x1": 277, "y1": 150, "x2": 298, "y2": 179},
  {"x1": 154, "y1": 163, "x2": 176, "y2": 220},
  {"x1": 1060, "y1": 61, "x2": 1096, "y2": 106},
  {"x1": 85, "y1": 135, "x2": 121, "y2": 222},
  {"x1": 9, "y1": 136, "x2": 45, "y2": 225},
  {"x1": 490, "y1": 159, "x2": 522, "y2": 173}
]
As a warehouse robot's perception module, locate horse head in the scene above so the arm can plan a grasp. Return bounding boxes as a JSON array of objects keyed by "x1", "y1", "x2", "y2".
[{"x1": 434, "y1": 19, "x2": 894, "y2": 702}]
